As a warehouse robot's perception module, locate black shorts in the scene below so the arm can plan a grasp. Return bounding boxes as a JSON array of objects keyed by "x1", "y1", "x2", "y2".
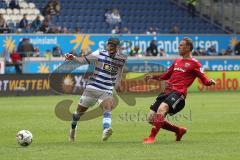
[{"x1": 150, "y1": 91, "x2": 185, "y2": 115}]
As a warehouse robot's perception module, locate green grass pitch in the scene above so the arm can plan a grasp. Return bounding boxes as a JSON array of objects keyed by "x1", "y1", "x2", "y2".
[{"x1": 0, "y1": 92, "x2": 239, "y2": 160}]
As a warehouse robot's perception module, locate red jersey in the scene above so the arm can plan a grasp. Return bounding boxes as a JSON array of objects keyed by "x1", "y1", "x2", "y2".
[{"x1": 153, "y1": 58, "x2": 212, "y2": 96}]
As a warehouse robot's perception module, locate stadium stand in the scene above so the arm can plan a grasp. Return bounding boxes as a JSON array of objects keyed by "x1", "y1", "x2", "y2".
[
  {"x1": 0, "y1": 0, "x2": 44, "y2": 32},
  {"x1": 178, "y1": 0, "x2": 240, "y2": 33},
  {"x1": 0, "y1": 0, "x2": 227, "y2": 34}
]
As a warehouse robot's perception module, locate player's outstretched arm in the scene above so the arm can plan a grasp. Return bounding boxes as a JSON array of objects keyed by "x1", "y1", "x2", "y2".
[
  {"x1": 65, "y1": 51, "x2": 99, "y2": 64},
  {"x1": 194, "y1": 64, "x2": 216, "y2": 86},
  {"x1": 144, "y1": 63, "x2": 174, "y2": 81},
  {"x1": 65, "y1": 53, "x2": 86, "y2": 63}
]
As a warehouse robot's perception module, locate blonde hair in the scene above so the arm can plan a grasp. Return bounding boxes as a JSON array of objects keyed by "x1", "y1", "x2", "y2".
[{"x1": 183, "y1": 37, "x2": 194, "y2": 51}]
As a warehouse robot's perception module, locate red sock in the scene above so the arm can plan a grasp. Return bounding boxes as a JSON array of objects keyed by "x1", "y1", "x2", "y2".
[
  {"x1": 162, "y1": 120, "x2": 179, "y2": 133},
  {"x1": 149, "y1": 126, "x2": 159, "y2": 138},
  {"x1": 149, "y1": 114, "x2": 165, "y2": 138}
]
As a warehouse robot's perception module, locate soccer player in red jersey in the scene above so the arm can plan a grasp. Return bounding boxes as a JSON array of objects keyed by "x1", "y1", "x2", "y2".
[{"x1": 143, "y1": 37, "x2": 216, "y2": 144}]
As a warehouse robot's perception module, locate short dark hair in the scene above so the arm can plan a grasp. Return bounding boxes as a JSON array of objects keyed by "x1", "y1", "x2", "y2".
[
  {"x1": 107, "y1": 38, "x2": 120, "y2": 46},
  {"x1": 183, "y1": 37, "x2": 194, "y2": 51}
]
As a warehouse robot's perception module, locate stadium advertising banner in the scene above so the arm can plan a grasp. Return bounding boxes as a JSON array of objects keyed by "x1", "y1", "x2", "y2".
[
  {"x1": 0, "y1": 74, "x2": 51, "y2": 96},
  {"x1": 123, "y1": 71, "x2": 240, "y2": 93},
  {"x1": 189, "y1": 71, "x2": 240, "y2": 92},
  {"x1": 22, "y1": 57, "x2": 240, "y2": 74},
  {"x1": 0, "y1": 71, "x2": 239, "y2": 96},
  {"x1": 23, "y1": 58, "x2": 90, "y2": 74},
  {"x1": 0, "y1": 34, "x2": 239, "y2": 56},
  {"x1": 0, "y1": 58, "x2": 4, "y2": 74},
  {"x1": 126, "y1": 57, "x2": 240, "y2": 72},
  {"x1": 0, "y1": 74, "x2": 87, "y2": 96}
]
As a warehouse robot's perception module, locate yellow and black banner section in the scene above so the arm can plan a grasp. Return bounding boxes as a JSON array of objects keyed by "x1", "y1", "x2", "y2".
[
  {"x1": 0, "y1": 74, "x2": 51, "y2": 96},
  {"x1": 0, "y1": 74, "x2": 88, "y2": 96}
]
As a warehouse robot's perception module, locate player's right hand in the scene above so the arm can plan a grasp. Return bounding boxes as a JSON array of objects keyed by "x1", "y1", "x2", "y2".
[
  {"x1": 209, "y1": 79, "x2": 216, "y2": 86},
  {"x1": 65, "y1": 53, "x2": 75, "y2": 61},
  {"x1": 144, "y1": 74, "x2": 153, "y2": 81}
]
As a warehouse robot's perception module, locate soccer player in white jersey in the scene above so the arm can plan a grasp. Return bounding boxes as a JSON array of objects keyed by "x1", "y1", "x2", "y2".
[{"x1": 65, "y1": 38, "x2": 127, "y2": 142}]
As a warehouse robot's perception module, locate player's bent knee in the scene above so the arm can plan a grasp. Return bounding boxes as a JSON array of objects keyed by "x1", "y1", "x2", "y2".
[
  {"x1": 100, "y1": 98, "x2": 115, "y2": 111},
  {"x1": 147, "y1": 111, "x2": 156, "y2": 124},
  {"x1": 147, "y1": 116, "x2": 153, "y2": 125},
  {"x1": 157, "y1": 102, "x2": 169, "y2": 115}
]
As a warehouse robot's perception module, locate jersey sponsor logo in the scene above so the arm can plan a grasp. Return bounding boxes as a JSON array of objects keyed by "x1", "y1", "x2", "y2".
[
  {"x1": 174, "y1": 67, "x2": 186, "y2": 72},
  {"x1": 185, "y1": 63, "x2": 190, "y2": 67},
  {"x1": 103, "y1": 63, "x2": 118, "y2": 74}
]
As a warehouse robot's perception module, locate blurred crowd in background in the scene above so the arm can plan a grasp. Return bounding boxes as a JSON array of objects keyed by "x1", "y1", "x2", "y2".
[{"x1": 0, "y1": 0, "x2": 199, "y2": 34}]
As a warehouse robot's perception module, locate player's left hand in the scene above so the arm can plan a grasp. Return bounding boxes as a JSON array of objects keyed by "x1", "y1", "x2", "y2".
[
  {"x1": 65, "y1": 53, "x2": 75, "y2": 61},
  {"x1": 209, "y1": 79, "x2": 216, "y2": 85},
  {"x1": 144, "y1": 74, "x2": 154, "y2": 81}
]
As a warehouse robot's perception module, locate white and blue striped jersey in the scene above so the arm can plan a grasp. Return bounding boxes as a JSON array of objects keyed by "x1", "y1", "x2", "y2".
[{"x1": 79, "y1": 49, "x2": 127, "y2": 93}]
